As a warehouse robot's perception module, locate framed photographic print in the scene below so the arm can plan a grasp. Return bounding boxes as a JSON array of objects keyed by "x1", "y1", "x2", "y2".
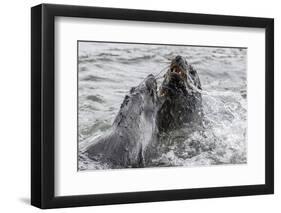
[{"x1": 31, "y1": 3, "x2": 274, "y2": 209}]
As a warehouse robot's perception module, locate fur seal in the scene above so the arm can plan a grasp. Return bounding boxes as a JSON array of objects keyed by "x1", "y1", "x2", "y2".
[
  {"x1": 156, "y1": 55, "x2": 203, "y2": 132},
  {"x1": 85, "y1": 74, "x2": 158, "y2": 168}
]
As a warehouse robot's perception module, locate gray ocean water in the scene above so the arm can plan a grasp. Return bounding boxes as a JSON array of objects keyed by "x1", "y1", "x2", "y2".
[{"x1": 78, "y1": 42, "x2": 247, "y2": 171}]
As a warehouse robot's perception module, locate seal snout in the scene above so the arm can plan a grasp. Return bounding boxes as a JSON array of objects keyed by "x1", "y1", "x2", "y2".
[{"x1": 145, "y1": 74, "x2": 157, "y2": 91}]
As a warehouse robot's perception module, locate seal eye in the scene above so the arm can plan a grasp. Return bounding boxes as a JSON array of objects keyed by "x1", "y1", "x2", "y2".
[
  {"x1": 188, "y1": 65, "x2": 196, "y2": 76},
  {"x1": 189, "y1": 70, "x2": 195, "y2": 76},
  {"x1": 130, "y1": 87, "x2": 136, "y2": 94}
]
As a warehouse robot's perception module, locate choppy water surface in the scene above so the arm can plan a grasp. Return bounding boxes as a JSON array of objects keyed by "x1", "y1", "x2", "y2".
[{"x1": 78, "y1": 42, "x2": 247, "y2": 171}]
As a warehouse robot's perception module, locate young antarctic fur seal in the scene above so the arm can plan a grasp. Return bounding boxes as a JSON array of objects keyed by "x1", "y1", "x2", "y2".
[
  {"x1": 156, "y1": 55, "x2": 203, "y2": 132},
  {"x1": 85, "y1": 74, "x2": 158, "y2": 168}
]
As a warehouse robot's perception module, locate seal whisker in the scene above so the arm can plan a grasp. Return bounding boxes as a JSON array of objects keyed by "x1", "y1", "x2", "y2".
[
  {"x1": 155, "y1": 75, "x2": 165, "y2": 80},
  {"x1": 154, "y1": 65, "x2": 170, "y2": 78},
  {"x1": 134, "y1": 65, "x2": 170, "y2": 89}
]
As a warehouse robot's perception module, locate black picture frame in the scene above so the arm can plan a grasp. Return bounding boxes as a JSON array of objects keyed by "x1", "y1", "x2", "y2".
[{"x1": 31, "y1": 3, "x2": 274, "y2": 209}]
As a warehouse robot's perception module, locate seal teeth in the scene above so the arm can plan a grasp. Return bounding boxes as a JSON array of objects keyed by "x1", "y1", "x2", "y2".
[
  {"x1": 171, "y1": 66, "x2": 184, "y2": 75},
  {"x1": 160, "y1": 90, "x2": 166, "y2": 97}
]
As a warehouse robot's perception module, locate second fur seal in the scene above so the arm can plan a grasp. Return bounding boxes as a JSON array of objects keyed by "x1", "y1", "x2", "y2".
[
  {"x1": 85, "y1": 74, "x2": 158, "y2": 168},
  {"x1": 157, "y1": 55, "x2": 203, "y2": 132}
]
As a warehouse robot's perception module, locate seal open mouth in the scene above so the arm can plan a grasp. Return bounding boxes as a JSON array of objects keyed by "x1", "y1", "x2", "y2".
[
  {"x1": 159, "y1": 56, "x2": 189, "y2": 97},
  {"x1": 169, "y1": 56, "x2": 188, "y2": 80}
]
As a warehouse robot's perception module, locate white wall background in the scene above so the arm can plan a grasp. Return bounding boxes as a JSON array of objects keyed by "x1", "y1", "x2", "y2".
[{"x1": 0, "y1": 0, "x2": 279, "y2": 212}]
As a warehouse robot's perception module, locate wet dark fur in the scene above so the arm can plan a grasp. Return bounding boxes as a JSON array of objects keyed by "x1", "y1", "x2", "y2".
[
  {"x1": 85, "y1": 74, "x2": 158, "y2": 168},
  {"x1": 157, "y1": 55, "x2": 203, "y2": 132}
]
